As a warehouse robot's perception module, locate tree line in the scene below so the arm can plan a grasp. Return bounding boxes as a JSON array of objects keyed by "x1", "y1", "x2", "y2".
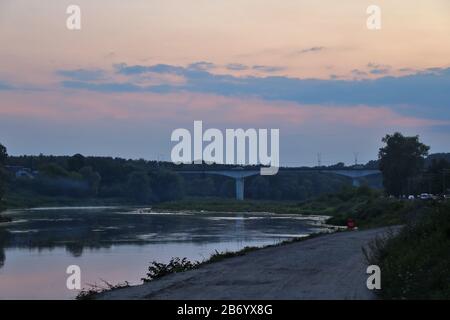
[
  {"x1": 1, "y1": 132, "x2": 449, "y2": 207},
  {"x1": 1, "y1": 152, "x2": 370, "y2": 205}
]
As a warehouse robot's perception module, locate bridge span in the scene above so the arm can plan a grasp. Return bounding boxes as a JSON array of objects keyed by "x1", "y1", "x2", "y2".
[{"x1": 178, "y1": 168, "x2": 381, "y2": 200}]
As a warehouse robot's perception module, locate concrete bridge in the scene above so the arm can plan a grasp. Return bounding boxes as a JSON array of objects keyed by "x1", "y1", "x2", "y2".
[{"x1": 179, "y1": 168, "x2": 381, "y2": 200}]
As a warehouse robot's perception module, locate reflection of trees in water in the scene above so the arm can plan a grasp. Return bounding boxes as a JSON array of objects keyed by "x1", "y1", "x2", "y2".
[
  {"x1": 65, "y1": 243, "x2": 84, "y2": 257},
  {"x1": 0, "y1": 248, "x2": 4, "y2": 269},
  {"x1": 0, "y1": 229, "x2": 9, "y2": 269},
  {"x1": 0, "y1": 208, "x2": 294, "y2": 263},
  {"x1": 64, "y1": 242, "x2": 113, "y2": 257}
]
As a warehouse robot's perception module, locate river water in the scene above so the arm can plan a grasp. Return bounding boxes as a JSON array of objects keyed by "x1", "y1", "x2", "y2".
[{"x1": 0, "y1": 206, "x2": 330, "y2": 299}]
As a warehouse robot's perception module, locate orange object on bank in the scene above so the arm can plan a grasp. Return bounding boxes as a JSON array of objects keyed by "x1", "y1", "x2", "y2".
[{"x1": 347, "y1": 218, "x2": 356, "y2": 230}]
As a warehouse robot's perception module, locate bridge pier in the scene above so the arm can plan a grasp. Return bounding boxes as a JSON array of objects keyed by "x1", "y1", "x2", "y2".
[{"x1": 235, "y1": 177, "x2": 244, "y2": 200}]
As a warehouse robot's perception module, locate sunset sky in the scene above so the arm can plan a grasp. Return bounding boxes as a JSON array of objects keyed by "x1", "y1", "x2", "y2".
[{"x1": 1, "y1": 0, "x2": 449, "y2": 166}]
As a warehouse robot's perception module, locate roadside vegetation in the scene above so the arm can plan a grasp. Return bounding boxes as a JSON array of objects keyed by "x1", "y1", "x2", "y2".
[
  {"x1": 365, "y1": 201, "x2": 450, "y2": 299},
  {"x1": 310, "y1": 186, "x2": 416, "y2": 228},
  {"x1": 76, "y1": 280, "x2": 130, "y2": 300},
  {"x1": 142, "y1": 257, "x2": 200, "y2": 282}
]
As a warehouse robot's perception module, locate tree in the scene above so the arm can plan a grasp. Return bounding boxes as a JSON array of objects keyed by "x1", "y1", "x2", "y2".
[
  {"x1": 378, "y1": 132, "x2": 430, "y2": 196},
  {"x1": 127, "y1": 171, "x2": 154, "y2": 203},
  {"x1": 79, "y1": 166, "x2": 101, "y2": 196},
  {"x1": 68, "y1": 154, "x2": 85, "y2": 172},
  {"x1": 39, "y1": 163, "x2": 71, "y2": 177},
  {"x1": 149, "y1": 170, "x2": 183, "y2": 202},
  {"x1": 427, "y1": 158, "x2": 450, "y2": 194}
]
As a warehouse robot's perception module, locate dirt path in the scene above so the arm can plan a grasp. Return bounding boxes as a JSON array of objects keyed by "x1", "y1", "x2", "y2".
[{"x1": 97, "y1": 227, "x2": 397, "y2": 300}]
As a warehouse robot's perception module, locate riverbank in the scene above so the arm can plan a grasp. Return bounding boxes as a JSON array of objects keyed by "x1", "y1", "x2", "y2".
[
  {"x1": 94, "y1": 200, "x2": 450, "y2": 300},
  {"x1": 5, "y1": 186, "x2": 412, "y2": 226},
  {"x1": 4, "y1": 186, "x2": 419, "y2": 231},
  {"x1": 95, "y1": 227, "x2": 397, "y2": 300},
  {"x1": 153, "y1": 186, "x2": 413, "y2": 229}
]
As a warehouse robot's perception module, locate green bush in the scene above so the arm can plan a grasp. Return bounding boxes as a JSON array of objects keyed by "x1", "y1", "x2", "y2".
[{"x1": 142, "y1": 257, "x2": 200, "y2": 282}]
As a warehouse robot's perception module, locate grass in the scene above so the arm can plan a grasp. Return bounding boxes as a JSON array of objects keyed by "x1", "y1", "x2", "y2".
[
  {"x1": 76, "y1": 280, "x2": 130, "y2": 300},
  {"x1": 3, "y1": 190, "x2": 132, "y2": 209},
  {"x1": 365, "y1": 201, "x2": 450, "y2": 299},
  {"x1": 153, "y1": 197, "x2": 308, "y2": 214},
  {"x1": 142, "y1": 257, "x2": 200, "y2": 282}
]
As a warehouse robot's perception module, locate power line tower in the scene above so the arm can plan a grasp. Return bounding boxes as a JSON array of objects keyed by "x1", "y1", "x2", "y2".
[{"x1": 353, "y1": 152, "x2": 359, "y2": 166}]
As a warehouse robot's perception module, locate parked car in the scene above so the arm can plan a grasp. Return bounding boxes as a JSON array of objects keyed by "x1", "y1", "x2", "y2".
[
  {"x1": 408, "y1": 195, "x2": 415, "y2": 200},
  {"x1": 419, "y1": 193, "x2": 433, "y2": 200}
]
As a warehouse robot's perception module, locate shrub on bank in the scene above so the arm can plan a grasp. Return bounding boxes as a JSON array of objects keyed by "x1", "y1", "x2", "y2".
[{"x1": 366, "y1": 201, "x2": 450, "y2": 299}]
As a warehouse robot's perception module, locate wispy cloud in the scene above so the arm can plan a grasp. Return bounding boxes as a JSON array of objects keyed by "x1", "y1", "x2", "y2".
[
  {"x1": 292, "y1": 46, "x2": 325, "y2": 55},
  {"x1": 188, "y1": 61, "x2": 216, "y2": 71},
  {"x1": 225, "y1": 63, "x2": 249, "y2": 71},
  {"x1": 252, "y1": 65, "x2": 285, "y2": 73},
  {"x1": 0, "y1": 81, "x2": 14, "y2": 90},
  {"x1": 57, "y1": 63, "x2": 450, "y2": 121},
  {"x1": 368, "y1": 63, "x2": 391, "y2": 75},
  {"x1": 351, "y1": 69, "x2": 368, "y2": 77},
  {"x1": 57, "y1": 69, "x2": 106, "y2": 81}
]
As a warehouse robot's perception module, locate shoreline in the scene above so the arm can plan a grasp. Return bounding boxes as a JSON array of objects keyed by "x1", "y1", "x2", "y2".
[{"x1": 93, "y1": 226, "x2": 397, "y2": 300}]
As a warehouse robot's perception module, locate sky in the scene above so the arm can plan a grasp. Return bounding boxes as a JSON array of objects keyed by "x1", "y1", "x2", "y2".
[{"x1": 0, "y1": 0, "x2": 449, "y2": 166}]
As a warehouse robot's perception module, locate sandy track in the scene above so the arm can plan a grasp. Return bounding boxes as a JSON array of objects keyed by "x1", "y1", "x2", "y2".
[{"x1": 97, "y1": 227, "x2": 397, "y2": 300}]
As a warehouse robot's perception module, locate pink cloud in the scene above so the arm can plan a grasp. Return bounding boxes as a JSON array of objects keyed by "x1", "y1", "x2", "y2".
[{"x1": 0, "y1": 91, "x2": 446, "y2": 131}]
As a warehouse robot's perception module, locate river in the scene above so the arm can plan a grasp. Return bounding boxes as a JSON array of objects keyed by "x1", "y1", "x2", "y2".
[{"x1": 0, "y1": 206, "x2": 330, "y2": 299}]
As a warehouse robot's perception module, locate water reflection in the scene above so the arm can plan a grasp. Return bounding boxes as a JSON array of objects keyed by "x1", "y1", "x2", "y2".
[
  {"x1": 0, "y1": 207, "x2": 329, "y2": 299},
  {"x1": 0, "y1": 227, "x2": 8, "y2": 268}
]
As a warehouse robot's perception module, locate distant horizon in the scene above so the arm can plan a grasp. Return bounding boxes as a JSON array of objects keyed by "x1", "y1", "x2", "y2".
[{"x1": 6, "y1": 149, "x2": 448, "y2": 169}]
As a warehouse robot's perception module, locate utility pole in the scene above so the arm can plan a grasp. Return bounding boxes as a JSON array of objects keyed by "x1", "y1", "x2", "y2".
[
  {"x1": 317, "y1": 153, "x2": 322, "y2": 167},
  {"x1": 353, "y1": 152, "x2": 359, "y2": 166}
]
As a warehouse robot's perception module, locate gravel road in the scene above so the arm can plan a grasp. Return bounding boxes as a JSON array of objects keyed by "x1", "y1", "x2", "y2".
[{"x1": 97, "y1": 227, "x2": 397, "y2": 300}]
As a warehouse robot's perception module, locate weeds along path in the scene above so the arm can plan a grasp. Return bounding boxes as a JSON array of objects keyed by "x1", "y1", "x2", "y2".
[{"x1": 97, "y1": 227, "x2": 399, "y2": 300}]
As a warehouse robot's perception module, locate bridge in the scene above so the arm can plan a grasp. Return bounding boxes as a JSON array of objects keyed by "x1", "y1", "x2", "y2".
[{"x1": 178, "y1": 168, "x2": 381, "y2": 200}]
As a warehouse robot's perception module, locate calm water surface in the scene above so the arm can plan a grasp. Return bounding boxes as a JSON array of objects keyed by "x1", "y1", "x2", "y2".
[{"x1": 0, "y1": 206, "x2": 330, "y2": 299}]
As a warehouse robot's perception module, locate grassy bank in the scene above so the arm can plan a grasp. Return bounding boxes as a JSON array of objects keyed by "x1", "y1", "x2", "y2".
[
  {"x1": 154, "y1": 186, "x2": 415, "y2": 229},
  {"x1": 153, "y1": 198, "x2": 308, "y2": 214},
  {"x1": 3, "y1": 190, "x2": 132, "y2": 209},
  {"x1": 366, "y1": 201, "x2": 450, "y2": 299}
]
